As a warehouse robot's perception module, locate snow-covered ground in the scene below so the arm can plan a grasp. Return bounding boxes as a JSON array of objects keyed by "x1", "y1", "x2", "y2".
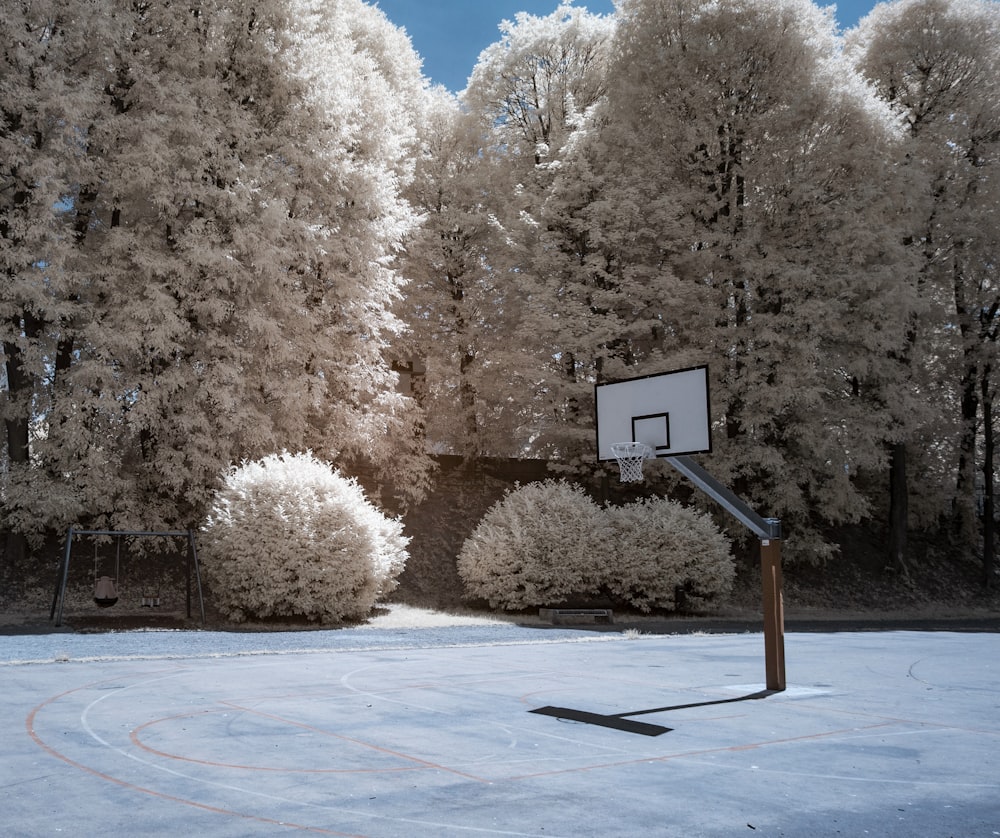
[{"x1": 0, "y1": 603, "x2": 609, "y2": 666}]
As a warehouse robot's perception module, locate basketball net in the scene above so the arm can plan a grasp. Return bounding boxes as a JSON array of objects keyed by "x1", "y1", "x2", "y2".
[{"x1": 610, "y1": 442, "x2": 652, "y2": 483}]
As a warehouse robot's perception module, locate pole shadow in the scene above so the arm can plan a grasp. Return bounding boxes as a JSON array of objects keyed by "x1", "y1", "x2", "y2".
[{"x1": 530, "y1": 689, "x2": 776, "y2": 737}]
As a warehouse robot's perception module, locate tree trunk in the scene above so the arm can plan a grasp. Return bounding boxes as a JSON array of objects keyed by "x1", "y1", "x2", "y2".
[
  {"x1": 951, "y1": 326, "x2": 980, "y2": 541},
  {"x1": 887, "y1": 441, "x2": 910, "y2": 576},
  {"x1": 459, "y1": 348, "x2": 479, "y2": 454},
  {"x1": 3, "y1": 311, "x2": 44, "y2": 571},
  {"x1": 982, "y1": 369, "x2": 995, "y2": 589}
]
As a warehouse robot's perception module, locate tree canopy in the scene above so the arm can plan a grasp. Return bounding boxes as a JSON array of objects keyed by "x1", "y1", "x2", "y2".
[
  {"x1": 1, "y1": 0, "x2": 431, "y2": 553},
  {"x1": 3, "y1": 0, "x2": 999, "y2": 571}
]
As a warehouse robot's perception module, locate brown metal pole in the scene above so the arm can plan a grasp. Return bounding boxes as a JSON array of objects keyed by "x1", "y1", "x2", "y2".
[
  {"x1": 187, "y1": 529, "x2": 206, "y2": 626},
  {"x1": 760, "y1": 537, "x2": 786, "y2": 691},
  {"x1": 186, "y1": 536, "x2": 192, "y2": 619}
]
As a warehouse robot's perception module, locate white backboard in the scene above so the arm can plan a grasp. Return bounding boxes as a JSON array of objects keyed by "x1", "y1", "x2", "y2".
[{"x1": 594, "y1": 365, "x2": 712, "y2": 461}]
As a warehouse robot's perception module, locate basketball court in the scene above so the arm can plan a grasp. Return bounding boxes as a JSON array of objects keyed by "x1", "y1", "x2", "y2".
[
  {"x1": 5, "y1": 365, "x2": 996, "y2": 835},
  {"x1": 4, "y1": 625, "x2": 999, "y2": 836}
]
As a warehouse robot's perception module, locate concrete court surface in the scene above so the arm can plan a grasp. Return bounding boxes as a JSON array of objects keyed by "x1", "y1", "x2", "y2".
[{"x1": 2, "y1": 627, "x2": 999, "y2": 837}]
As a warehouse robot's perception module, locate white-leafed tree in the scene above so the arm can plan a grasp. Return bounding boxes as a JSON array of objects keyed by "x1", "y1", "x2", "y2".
[
  {"x1": 438, "y1": 2, "x2": 616, "y2": 456},
  {"x1": 847, "y1": 0, "x2": 1000, "y2": 574},
  {"x1": 395, "y1": 88, "x2": 529, "y2": 456},
  {"x1": 1, "y1": 0, "x2": 432, "y2": 566},
  {"x1": 1, "y1": 0, "x2": 113, "y2": 563},
  {"x1": 516, "y1": 0, "x2": 916, "y2": 560}
]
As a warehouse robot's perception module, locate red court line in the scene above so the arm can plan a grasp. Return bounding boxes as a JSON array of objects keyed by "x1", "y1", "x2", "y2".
[
  {"x1": 25, "y1": 680, "x2": 367, "y2": 836},
  {"x1": 130, "y1": 709, "x2": 424, "y2": 775},
  {"x1": 509, "y1": 721, "x2": 899, "y2": 779},
  {"x1": 222, "y1": 701, "x2": 492, "y2": 784}
]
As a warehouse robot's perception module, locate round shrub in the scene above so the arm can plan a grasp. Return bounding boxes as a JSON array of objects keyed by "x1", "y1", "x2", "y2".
[
  {"x1": 604, "y1": 497, "x2": 734, "y2": 611},
  {"x1": 200, "y1": 452, "x2": 408, "y2": 623},
  {"x1": 457, "y1": 481, "x2": 734, "y2": 613},
  {"x1": 456, "y1": 479, "x2": 612, "y2": 610}
]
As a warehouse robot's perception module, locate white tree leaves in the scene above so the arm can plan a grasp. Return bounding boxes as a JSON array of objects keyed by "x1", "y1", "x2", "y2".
[{"x1": 1, "y1": 0, "x2": 432, "y2": 536}]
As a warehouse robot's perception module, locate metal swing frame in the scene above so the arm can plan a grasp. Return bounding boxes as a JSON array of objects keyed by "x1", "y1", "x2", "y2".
[{"x1": 50, "y1": 528, "x2": 206, "y2": 627}]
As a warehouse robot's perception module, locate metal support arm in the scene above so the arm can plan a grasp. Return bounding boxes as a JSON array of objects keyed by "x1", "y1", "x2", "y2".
[
  {"x1": 666, "y1": 455, "x2": 786, "y2": 691},
  {"x1": 666, "y1": 456, "x2": 781, "y2": 540}
]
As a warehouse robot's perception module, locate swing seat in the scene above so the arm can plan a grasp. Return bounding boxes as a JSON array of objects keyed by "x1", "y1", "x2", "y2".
[{"x1": 94, "y1": 575, "x2": 119, "y2": 608}]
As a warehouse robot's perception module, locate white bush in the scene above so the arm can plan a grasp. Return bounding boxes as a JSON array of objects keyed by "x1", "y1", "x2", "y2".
[
  {"x1": 605, "y1": 498, "x2": 734, "y2": 611},
  {"x1": 458, "y1": 481, "x2": 733, "y2": 612},
  {"x1": 456, "y1": 480, "x2": 612, "y2": 610},
  {"x1": 200, "y1": 452, "x2": 408, "y2": 623}
]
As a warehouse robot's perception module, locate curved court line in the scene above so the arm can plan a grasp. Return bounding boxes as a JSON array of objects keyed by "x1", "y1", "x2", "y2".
[
  {"x1": 511, "y1": 717, "x2": 1000, "y2": 789},
  {"x1": 28, "y1": 691, "x2": 569, "y2": 838},
  {"x1": 507, "y1": 721, "x2": 900, "y2": 780},
  {"x1": 336, "y1": 660, "x2": 576, "y2": 709},
  {"x1": 20, "y1": 638, "x2": 998, "y2": 838},
  {"x1": 25, "y1": 683, "x2": 363, "y2": 837},
  {"x1": 79, "y1": 669, "x2": 188, "y2": 748},
  {"x1": 907, "y1": 656, "x2": 1000, "y2": 695},
  {"x1": 332, "y1": 662, "x2": 632, "y2": 765},
  {"x1": 785, "y1": 698, "x2": 1000, "y2": 737},
  {"x1": 680, "y1": 759, "x2": 1000, "y2": 789},
  {"x1": 129, "y1": 709, "x2": 424, "y2": 774},
  {"x1": 76, "y1": 673, "x2": 480, "y2": 785},
  {"x1": 26, "y1": 670, "x2": 562, "y2": 837},
  {"x1": 220, "y1": 701, "x2": 491, "y2": 783}
]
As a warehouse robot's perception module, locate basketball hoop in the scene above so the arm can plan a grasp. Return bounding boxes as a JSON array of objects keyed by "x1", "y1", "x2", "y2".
[{"x1": 610, "y1": 442, "x2": 652, "y2": 483}]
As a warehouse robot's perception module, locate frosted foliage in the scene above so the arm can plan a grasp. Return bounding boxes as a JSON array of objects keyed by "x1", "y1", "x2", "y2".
[
  {"x1": 847, "y1": 0, "x2": 1000, "y2": 142},
  {"x1": 456, "y1": 480, "x2": 611, "y2": 609},
  {"x1": 465, "y1": 2, "x2": 613, "y2": 156},
  {"x1": 510, "y1": 0, "x2": 916, "y2": 559},
  {"x1": 0, "y1": 0, "x2": 433, "y2": 540},
  {"x1": 396, "y1": 88, "x2": 546, "y2": 457},
  {"x1": 604, "y1": 499, "x2": 734, "y2": 611},
  {"x1": 846, "y1": 0, "x2": 1000, "y2": 532},
  {"x1": 457, "y1": 480, "x2": 733, "y2": 611},
  {"x1": 200, "y1": 453, "x2": 408, "y2": 624},
  {"x1": 396, "y1": 5, "x2": 614, "y2": 458}
]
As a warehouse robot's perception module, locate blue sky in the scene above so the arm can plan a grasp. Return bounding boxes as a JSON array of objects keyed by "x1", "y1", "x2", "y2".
[{"x1": 374, "y1": 1, "x2": 881, "y2": 92}]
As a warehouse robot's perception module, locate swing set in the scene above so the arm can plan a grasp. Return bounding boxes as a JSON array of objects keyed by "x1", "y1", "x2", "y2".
[{"x1": 50, "y1": 528, "x2": 206, "y2": 627}]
